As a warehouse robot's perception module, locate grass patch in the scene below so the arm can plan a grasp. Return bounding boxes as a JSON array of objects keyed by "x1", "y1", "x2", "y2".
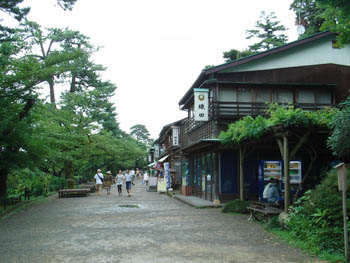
[
  {"x1": 267, "y1": 226, "x2": 345, "y2": 262},
  {"x1": 222, "y1": 199, "x2": 251, "y2": 214}
]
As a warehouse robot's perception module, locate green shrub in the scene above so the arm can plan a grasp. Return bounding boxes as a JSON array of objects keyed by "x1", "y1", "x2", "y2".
[
  {"x1": 286, "y1": 170, "x2": 349, "y2": 254},
  {"x1": 264, "y1": 216, "x2": 281, "y2": 229},
  {"x1": 49, "y1": 176, "x2": 65, "y2": 192},
  {"x1": 222, "y1": 199, "x2": 251, "y2": 214}
]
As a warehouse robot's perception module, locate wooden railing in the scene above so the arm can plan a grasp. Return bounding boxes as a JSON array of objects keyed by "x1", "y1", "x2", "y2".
[
  {"x1": 184, "y1": 101, "x2": 333, "y2": 134},
  {"x1": 210, "y1": 101, "x2": 333, "y2": 120}
]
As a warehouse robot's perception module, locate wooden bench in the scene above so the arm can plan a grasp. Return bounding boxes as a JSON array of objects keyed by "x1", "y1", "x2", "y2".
[
  {"x1": 58, "y1": 189, "x2": 89, "y2": 198},
  {"x1": 78, "y1": 184, "x2": 96, "y2": 193},
  {"x1": 247, "y1": 202, "x2": 283, "y2": 221}
]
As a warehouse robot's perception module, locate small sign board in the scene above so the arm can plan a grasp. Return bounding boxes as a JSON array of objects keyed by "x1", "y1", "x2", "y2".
[
  {"x1": 194, "y1": 88, "x2": 209, "y2": 121},
  {"x1": 334, "y1": 163, "x2": 348, "y2": 191}
]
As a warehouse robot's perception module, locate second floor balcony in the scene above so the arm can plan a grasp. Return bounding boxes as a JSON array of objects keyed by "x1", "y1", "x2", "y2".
[{"x1": 185, "y1": 101, "x2": 333, "y2": 134}]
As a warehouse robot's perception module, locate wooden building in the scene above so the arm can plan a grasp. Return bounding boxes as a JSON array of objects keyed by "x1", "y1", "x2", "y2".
[
  {"x1": 177, "y1": 31, "x2": 350, "y2": 204},
  {"x1": 153, "y1": 119, "x2": 188, "y2": 190}
]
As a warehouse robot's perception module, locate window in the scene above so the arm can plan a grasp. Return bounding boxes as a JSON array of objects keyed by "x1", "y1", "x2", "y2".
[
  {"x1": 237, "y1": 87, "x2": 251, "y2": 102},
  {"x1": 218, "y1": 87, "x2": 237, "y2": 115},
  {"x1": 298, "y1": 89, "x2": 315, "y2": 104},
  {"x1": 255, "y1": 88, "x2": 270, "y2": 103},
  {"x1": 316, "y1": 88, "x2": 332, "y2": 104},
  {"x1": 219, "y1": 87, "x2": 237, "y2": 102},
  {"x1": 276, "y1": 89, "x2": 293, "y2": 103}
]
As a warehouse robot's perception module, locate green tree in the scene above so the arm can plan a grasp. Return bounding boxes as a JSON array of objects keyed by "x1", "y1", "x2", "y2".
[
  {"x1": 290, "y1": 0, "x2": 350, "y2": 45},
  {"x1": 318, "y1": 0, "x2": 350, "y2": 45},
  {"x1": 290, "y1": 0, "x2": 325, "y2": 37},
  {"x1": 246, "y1": 11, "x2": 288, "y2": 53},
  {"x1": 22, "y1": 21, "x2": 91, "y2": 106},
  {"x1": 327, "y1": 100, "x2": 350, "y2": 163},
  {"x1": 0, "y1": 1, "x2": 81, "y2": 197},
  {"x1": 130, "y1": 124, "x2": 152, "y2": 147},
  {"x1": 223, "y1": 48, "x2": 254, "y2": 62}
]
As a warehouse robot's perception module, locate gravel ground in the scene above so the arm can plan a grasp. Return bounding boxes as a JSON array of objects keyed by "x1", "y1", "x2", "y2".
[{"x1": 0, "y1": 180, "x2": 323, "y2": 263}]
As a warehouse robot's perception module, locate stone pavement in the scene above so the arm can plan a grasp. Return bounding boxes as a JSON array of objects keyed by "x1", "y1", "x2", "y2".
[
  {"x1": 0, "y1": 179, "x2": 322, "y2": 263},
  {"x1": 169, "y1": 192, "x2": 221, "y2": 208}
]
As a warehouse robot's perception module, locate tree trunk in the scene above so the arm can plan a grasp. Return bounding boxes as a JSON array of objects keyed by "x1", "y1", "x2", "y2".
[
  {"x1": 0, "y1": 168, "x2": 8, "y2": 199},
  {"x1": 64, "y1": 160, "x2": 74, "y2": 188},
  {"x1": 48, "y1": 77, "x2": 56, "y2": 107},
  {"x1": 70, "y1": 73, "x2": 77, "y2": 93}
]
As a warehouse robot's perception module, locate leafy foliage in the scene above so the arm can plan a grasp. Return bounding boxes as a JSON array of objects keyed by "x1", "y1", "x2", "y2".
[
  {"x1": 286, "y1": 171, "x2": 349, "y2": 254},
  {"x1": 0, "y1": 0, "x2": 150, "y2": 199},
  {"x1": 222, "y1": 199, "x2": 251, "y2": 214},
  {"x1": 222, "y1": 48, "x2": 254, "y2": 62},
  {"x1": 220, "y1": 104, "x2": 335, "y2": 145},
  {"x1": 290, "y1": 0, "x2": 325, "y2": 37},
  {"x1": 290, "y1": 0, "x2": 350, "y2": 45},
  {"x1": 328, "y1": 100, "x2": 350, "y2": 162}
]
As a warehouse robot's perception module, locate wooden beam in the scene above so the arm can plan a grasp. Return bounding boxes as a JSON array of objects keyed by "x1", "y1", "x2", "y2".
[
  {"x1": 239, "y1": 145, "x2": 245, "y2": 200},
  {"x1": 276, "y1": 138, "x2": 284, "y2": 158},
  {"x1": 283, "y1": 135, "x2": 290, "y2": 212},
  {"x1": 289, "y1": 129, "x2": 312, "y2": 161},
  {"x1": 213, "y1": 151, "x2": 220, "y2": 205}
]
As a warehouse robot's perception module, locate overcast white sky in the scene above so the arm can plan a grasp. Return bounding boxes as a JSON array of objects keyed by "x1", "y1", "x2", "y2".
[{"x1": 22, "y1": 0, "x2": 299, "y2": 139}]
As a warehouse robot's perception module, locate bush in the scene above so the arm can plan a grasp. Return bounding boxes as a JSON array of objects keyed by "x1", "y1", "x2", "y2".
[
  {"x1": 49, "y1": 176, "x2": 66, "y2": 192},
  {"x1": 286, "y1": 170, "x2": 349, "y2": 254},
  {"x1": 222, "y1": 199, "x2": 251, "y2": 214},
  {"x1": 8, "y1": 168, "x2": 66, "y2": 197}
]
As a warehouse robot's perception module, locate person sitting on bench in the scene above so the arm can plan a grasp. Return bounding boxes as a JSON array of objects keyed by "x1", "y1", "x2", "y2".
[{"x1": 263, "y1": 178, "x2": 281, "y2": 204}]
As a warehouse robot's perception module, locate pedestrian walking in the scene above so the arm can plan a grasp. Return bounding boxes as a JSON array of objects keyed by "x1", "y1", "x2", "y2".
[
  {"x1": 143, "y1": 171, "x2": 149, "y2": 186},
  {"x1": 94, "y1": 169, "x2": 104, "y2": 196},
  {"x1": 130, "y1": 168, "x2": 135, "y2": 185},
  {"x1": 125, "y1": 170, "x2": 133, "y2": 197},
  {"x1": 104, "y1": 171, "x2": 113, "y2": 195},
  {"x1": 116, "y1": 170, "x2": 124, "y2": 196}
]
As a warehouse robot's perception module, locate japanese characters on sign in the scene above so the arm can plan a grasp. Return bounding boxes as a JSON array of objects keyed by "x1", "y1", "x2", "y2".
[
  {"x1": 172, "y1": 126, "x2": 180, "y2": 146},
  {"x1": 164, "y1": 162, "x2": 171, "y2": 189},
  {"x1": 194, "y1": 88, "x2": 209, "y2": 121}
]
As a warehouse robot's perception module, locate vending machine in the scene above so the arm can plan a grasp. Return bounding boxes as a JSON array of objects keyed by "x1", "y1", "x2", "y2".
[
  {"x1": 281, "y1": 161, "x2": 302, "y2": 193},
  {"x1": 258, "y1": 160, "x2": 302, "y2": 201}
]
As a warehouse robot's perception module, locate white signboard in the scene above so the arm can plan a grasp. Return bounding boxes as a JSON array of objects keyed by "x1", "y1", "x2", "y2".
[
  {"x1": 194, "y1": 88, "x2": 209, "y2": 121},
  {"x1": 172, "y1": 126, "x2": 180, "y2": 146},
  {"x1": 164, "y1": 162, "x2": 171, "y2": 189},
  {"x1": 154, "y1": 144, "x2": 160, "y2": 158}
]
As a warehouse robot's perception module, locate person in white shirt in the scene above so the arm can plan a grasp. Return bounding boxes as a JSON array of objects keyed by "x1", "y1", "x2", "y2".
[
  {"x1": 94, "y1": 169, "x2": 104, "y2": 196},
  {"x1": 115, "y1": 170, "x2": 124, "y2": 196},
  {"x1": 125, "y1": 170, "x2": 133, "y2": 197},
  {"x1": 143, "y1": 171, "x2": 149, "y2": 186},
  {"x1": 130, "y1": 169, "x2": 136, "y2": 185}
]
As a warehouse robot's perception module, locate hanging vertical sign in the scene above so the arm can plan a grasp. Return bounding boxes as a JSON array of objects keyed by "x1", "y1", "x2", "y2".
[
  {"x1": 154, "y1": 144, "x2": 160, "y2": 158},
  {"x1": 194, "y1": 88, "x2": 209, "y2": 121},
  {"x1": 164, "y1": 162, "x2": 171, "y2": 189},
  {"x1": 172, "y1": 126, "x2": 180, "y2": 146}
]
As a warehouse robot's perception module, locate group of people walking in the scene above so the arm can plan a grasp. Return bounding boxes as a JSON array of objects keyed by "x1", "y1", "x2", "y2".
[{"x1": 94, "y1": 168, "x2": 149, "y2": 197}]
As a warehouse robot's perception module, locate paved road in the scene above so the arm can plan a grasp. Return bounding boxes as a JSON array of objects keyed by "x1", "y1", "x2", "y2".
[{"x1": 0, "y1": 180, "x2": 320, "y2": 263}]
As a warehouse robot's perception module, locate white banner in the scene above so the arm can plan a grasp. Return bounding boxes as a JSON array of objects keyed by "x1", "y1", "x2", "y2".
[
  {"x1": 172, "y1": 126, "x2": 180, "y2": 146},
  {"x1": 194, "y1": 88, "x2": 209, "y2": 121},
  {"x1": 164, "y1": 162, "x2": 171, "y2": 189}
]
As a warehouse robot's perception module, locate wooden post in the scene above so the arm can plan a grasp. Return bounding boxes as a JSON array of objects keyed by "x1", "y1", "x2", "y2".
[
  {"x1": 335, "y1": 163, "x2": 349, "y2": 262},
  {"x1": 343, "y1": 171, "x2": 348, "y2": 263},
  {"x1": 239, "y1": 146, "x2": 245, "y2": 201},
  {"x1": 213, "y1": 151, "x2": 220, "y2": 205},
  {"x1": 283, "y1": 135, "x2": 290, "y2": 212}
]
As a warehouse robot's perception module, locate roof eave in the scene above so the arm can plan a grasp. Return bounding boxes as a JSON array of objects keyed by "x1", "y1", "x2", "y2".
[{"x1": 205, "y1": 31, "x2": 335, "y2": 74}]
